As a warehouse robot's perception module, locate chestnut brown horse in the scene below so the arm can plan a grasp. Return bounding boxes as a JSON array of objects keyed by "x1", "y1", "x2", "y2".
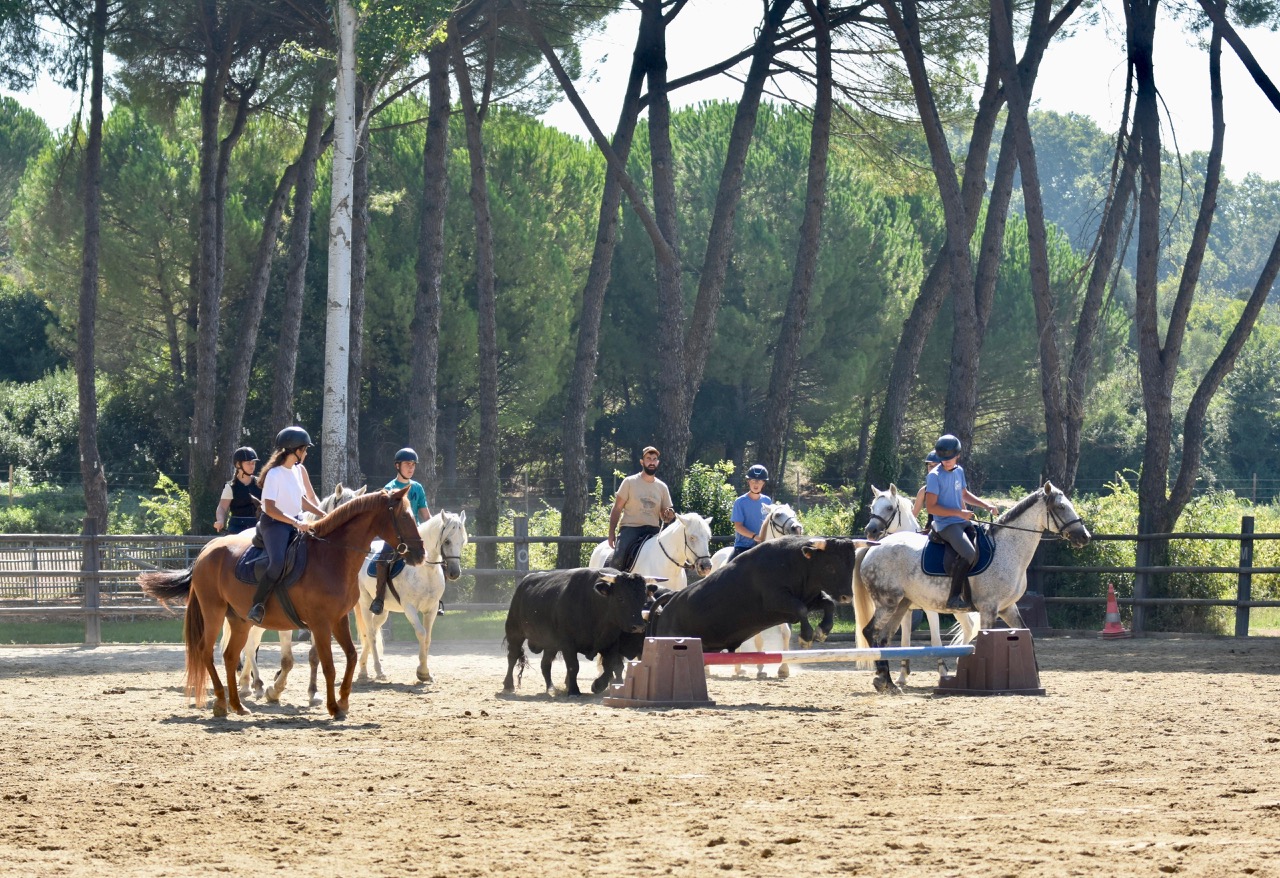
[{"x1": 139, "y1": 486, "x2": 424, "y2": 720}]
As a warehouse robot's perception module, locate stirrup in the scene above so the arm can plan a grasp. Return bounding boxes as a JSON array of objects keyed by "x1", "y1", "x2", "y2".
[{"x1": 247, "y1": 603, "x2": 266, "y2": 624}]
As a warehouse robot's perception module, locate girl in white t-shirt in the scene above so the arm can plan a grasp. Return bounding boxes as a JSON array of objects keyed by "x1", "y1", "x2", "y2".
[{"x1": 247, "y1": 426, "x2": 325, "y2": 624}]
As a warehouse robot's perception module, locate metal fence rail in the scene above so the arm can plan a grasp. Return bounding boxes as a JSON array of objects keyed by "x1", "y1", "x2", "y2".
[{"x1": 3, "y1": 516, "x2": 1278, "y2": 643}]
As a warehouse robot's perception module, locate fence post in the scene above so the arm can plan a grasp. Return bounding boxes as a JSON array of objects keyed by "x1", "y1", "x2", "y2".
[
  {"x1": 514, "y1": 515, "x2": 529, "y2": 575},
  {"x1": 1236, "y1": 515, "x2": 1254, "y2": 637},
  {"x1": 82, "y1": 521, "x2": 101, "y2": 648},
  {"x1": 1133, "y1": 538, "x2": 1148, "y2": 636}
]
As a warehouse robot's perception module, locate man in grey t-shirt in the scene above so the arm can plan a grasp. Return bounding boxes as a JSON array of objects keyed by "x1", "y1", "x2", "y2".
[{"x1": 607, "y1": 445, "x2": 676, "y2": 571}]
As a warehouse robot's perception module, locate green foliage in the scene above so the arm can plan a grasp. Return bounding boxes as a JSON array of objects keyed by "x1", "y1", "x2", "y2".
[
  {"x1": 1040, "y1": 474, "x2": 1280, "y2": 633},
  {"x1": 137, "y1": 473, "x2": 190, "y2": 536},
  {"x1": 680, "y1": 461, "x2": 735, "y2": 536},
  {"x1": 0, "y1": 275, "x2": 63, "y2": 381},
  {"x1": 796, "y1": 489, "x2": 857, "y2": 537},
  {"x1": 0, "y1": 479, "x2": 87, "y2": 533}
]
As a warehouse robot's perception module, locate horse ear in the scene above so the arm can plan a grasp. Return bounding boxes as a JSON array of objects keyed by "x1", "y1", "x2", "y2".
[
  {"x1": 458, "y1": 509, "x2": 467, "y2": 525},
  {"x1": 334, "y1": 482, "x2": 343, "y2": 494},
  {"x1": 355, "y1": 485, "x2": 367, "y2": 496},
  {"x1": 888, "y1": 483, "x2": 898, "y2": 496},
  {"x1": 1043, "y1": 479, "x2": 1057, "y2": 495},
  {"x1": 702, "y1": 515, "x2": 712, "y2": 527},
  {"x1": 871, "y1": 485, "x2": 883, "y2": 496},
  {"x1": 390, "y1": 485, "x2": 410, "y2": 500}
]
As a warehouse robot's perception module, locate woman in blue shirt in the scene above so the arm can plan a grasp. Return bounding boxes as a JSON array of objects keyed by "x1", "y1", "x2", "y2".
[{"x1": 729, "y1": 464, "x2": 772, "y2": 561}]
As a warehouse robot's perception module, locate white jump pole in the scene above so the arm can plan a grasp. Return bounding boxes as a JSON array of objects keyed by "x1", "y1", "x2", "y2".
[{"x1": 701, "y1": 644, "x2": 975, "y2": 666}]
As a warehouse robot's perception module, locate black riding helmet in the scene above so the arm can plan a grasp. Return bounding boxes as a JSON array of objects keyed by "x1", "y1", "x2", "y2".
[
  {"x1": 746, "y1": 464, "x2": 769, "y2": 481},
  {"x1": 232, "y1": 446, "x2": 258, "y2": 464},
  {"x1": 275, "y1": 426, "x2": 312, "y2": 450},
  {"x1": 394, "y1": 448, "x2": 419, "y2": 464},
  {"x1": 934, "y1": 434, "x2": 962, "y2": 460}
]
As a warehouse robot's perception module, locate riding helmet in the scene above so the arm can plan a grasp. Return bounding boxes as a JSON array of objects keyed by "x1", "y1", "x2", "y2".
[
  {"x1": 275, "y1": 426, "x2": 312, "y2": 450},
  {"x1": 232, "y1": 446, "x2": 258, "y2": 464},
  {"x1": 925, "y1": 451, "x2": 941, "y2": 464},
  {"x1": 934, "y1": 434, "x2": 962, "y2": 460},
  {"x1": 746, "y1": 464, "x2": 769, "y2": 481},
  {"x1": 394, "y1": 447, "x2": 419, "y2": 464}
]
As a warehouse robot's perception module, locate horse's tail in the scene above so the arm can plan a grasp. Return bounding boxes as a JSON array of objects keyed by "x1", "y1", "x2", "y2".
[
  {"x1": 947, "y1": 612, "x2": 981, "y2": 646},
  {"x1": 183, "y1": 588, "x2": 211, "y2": 708},
  {"x1": 852, "y1": 546, "x2": 874, "y2": 650},
  {"x1": 138, "y1": 567, "x2": 193, "y2": 607}
]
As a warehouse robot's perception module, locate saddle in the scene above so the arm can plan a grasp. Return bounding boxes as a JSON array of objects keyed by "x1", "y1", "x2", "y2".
[
  {"x1": 921, "y1": 523, "x2": 995, "y2": 577},
  {"x1": 234, "y1": 527, "x2": 310, "y2": 628},
  {"x1": 364, "y1": 540, "x2": 407, "y2": 580},
  {"x1": 610, "y1": 533, "x2": 656, "y2": 573}
]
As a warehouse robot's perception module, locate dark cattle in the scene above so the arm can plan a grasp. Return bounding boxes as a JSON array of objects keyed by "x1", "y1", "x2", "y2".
[
  {"x1": 648, "y1": 536, "x2": 871, "y2": 651},
  {"x1": 503, "y1": 568, "x2": 663, "y2": 696}
]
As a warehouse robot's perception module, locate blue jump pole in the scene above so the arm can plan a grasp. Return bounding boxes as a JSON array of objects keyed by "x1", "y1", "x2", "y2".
[{"x1": 701, "y1": 644, "x2": 975, "y2": 666}]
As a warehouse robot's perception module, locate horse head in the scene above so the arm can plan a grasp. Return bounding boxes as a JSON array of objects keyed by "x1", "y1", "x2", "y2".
[
  {"x1": 674, "y1": 512, "x2": 714, "y2": 576},
  {"x1": 421, "y1": 510, "x2": 469, "y2": 581},
  {"x1": 762, "y1": 502, "x2": 804, "y2": 539},
  {"x1": 865, "y1": 485, "x2": 909, "y2": 540},
  {"x1": 1042, "y1": 481, "x2": 1091, "y2": 548}
]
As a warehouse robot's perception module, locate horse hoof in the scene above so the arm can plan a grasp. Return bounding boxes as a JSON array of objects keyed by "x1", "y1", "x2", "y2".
[
  {"x1": 212, "y1": 703, "x2": 228, "y2": 718},
  {"x1": 814, "y1": 629, "x2": 828, "y2": 643},
  {"x1": 777, "y1": 665, "x2": 790, "y2": 679},
  {"x1": 416, "y1": 671, "x2": 433, "y2": 683},
  {"x1": 798, "y1": 638, "x2": 813, "y2": 649},
  {"x1": 756, "y1": 670, "x2": 769, "y2": 680},
  {"x1": 332, "y1": 710, "x2": 346, "y2": 721}
]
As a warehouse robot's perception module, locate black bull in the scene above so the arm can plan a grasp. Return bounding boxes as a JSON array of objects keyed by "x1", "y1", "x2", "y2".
[{"x1": 648, "y1": 536, "x2": 869, "y2": 651}]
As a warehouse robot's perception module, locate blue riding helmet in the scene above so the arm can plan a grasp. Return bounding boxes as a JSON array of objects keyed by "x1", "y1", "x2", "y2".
[
  {"x1": 275, "y1": 426, "x2": 312, "y2": 450},
  {"x1": 746, "y1": 464, "x2": 769, "y2": 481},
  {"x1": 925, "y1": 451, "x2": 941, "y2": 464},
  {"x1": 232, "y1": 446, "x2": 258, "y2": 464},
  {"x1": 934, "y1": 434, "x2": 962, "y2": 460},
  {"x1": 394, "y1": 448, "x2": 419, "y2": 464}
]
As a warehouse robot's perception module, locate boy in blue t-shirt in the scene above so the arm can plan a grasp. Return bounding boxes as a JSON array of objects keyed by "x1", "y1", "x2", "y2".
[
  {"x1": 729, "y1": 464, "x2": 772, "y2": 561},
  {"x1": 924, "y1": 434, "x2": 997, "y2": 611},
  {"x1": 370, "y1": 448, "x2": 433, "y2": 615}
]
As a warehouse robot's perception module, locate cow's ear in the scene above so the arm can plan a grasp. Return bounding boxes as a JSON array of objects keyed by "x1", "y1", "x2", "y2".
[
  {"x1": 801, "y1": 538, "x2": 828, "y2": 559},
  {"x1": 594, "y1": 580, "x2": 614, "y2": 597}
]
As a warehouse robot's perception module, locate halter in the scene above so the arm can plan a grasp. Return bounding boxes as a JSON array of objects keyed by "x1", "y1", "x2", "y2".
[{"x1": 657, "y1": 518, "x2": 711, "y2": 571}]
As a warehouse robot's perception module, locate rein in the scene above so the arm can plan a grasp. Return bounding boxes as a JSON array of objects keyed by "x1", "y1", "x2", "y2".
[{"x1": 987, "y1": 493, "x2": 1083, "y2": 541}]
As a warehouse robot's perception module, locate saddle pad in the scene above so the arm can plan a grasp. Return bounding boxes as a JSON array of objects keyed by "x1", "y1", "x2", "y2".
[
  {"x1": 234, "y1": 534, "x2": 309, "y2": 591},
  {"x1": 921, "y1": 526, "x2": 995, "y2": 577},
  {"x1": 365, "y1": 540, "x2": 406, "y2": 580}
]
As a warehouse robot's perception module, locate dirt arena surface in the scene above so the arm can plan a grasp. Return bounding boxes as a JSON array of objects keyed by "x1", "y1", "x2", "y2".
[{"x1": 1, "y1": 635, "x2": 1277, "y2": 878}]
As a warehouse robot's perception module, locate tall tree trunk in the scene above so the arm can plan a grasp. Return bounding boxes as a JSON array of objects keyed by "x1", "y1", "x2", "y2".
[
  {"x1": 454, "y1": 39, "x2": 500, "y2": 588},
  {"x1": 555, "y1": 21, "x2": 650, "y2": 567},
  {"x1": 188, "y1": 6, "x2": 231, "y2": 534},
  {"x1": 645, "y1": 0, "x2": 690, "y2": 497},
  {"x1": 271, "y1": 98, "x2": 331, "y2": 430},
  {"x1": 77, "y1": 0, "x2": 109, "y2": 537},
  {"x1": 347, "y1": 84, "x2": 370, "y2": 488},
  {"x1": 214, "y1": 153, "x2": 300, "y2": 475},
  {"x1": 410, "y1": 36, "x2": 451, "y2": 504},
  {"x1": 758, "y1": 0, "x2": 831, "y2": 483},
  {"x1": 322, "y1": 0, "x2": 357, "y2": 495},
  {"x1": 683, "y1": 0, "x2": 794, "y2": 403}
]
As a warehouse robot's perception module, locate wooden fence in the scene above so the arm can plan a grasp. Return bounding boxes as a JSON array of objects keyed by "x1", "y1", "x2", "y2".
[{"x1": 3, "y1": 516, "x2": 1280, "y2": 645}]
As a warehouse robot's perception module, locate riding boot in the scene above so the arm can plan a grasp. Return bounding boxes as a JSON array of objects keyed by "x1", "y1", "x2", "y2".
[
  {"x1": 247, "y1": 573, "x2": 273, "y2": 624},
  {"x1": 370, "y1": 561, "x2": 390, "y2": 615},
  {"x1": 946, "y1": 559, "x2": 973, "y2": 611}
]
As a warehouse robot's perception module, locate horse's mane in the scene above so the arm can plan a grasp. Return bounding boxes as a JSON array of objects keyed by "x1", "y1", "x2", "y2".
[
  {"x1": 313, "y1": 490, "x2": 393, "y2": 538},
  {"x1": 993, "y1": 488, "x2": 1045, "y2": 529}
]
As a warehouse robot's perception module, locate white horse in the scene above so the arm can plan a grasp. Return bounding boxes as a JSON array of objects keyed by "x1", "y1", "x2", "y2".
[
  {"x1": 707, "y1": 502, "x2": 804, "y2": 679},
  {"x1": 863, "y1": 484, "x2": 979, "y2": 686},
  {"x1": 224, "y1": 483, "x2": 366, "y2": 703},
  {"x1": 587, "y1": 512, "x2": 714, "y2": 587},
  {"x1": 353, "y1": 510, "x2": 468, "y2": 684},
  {"x1": 854, "y1": 481, "x2": 1090, "y2": 694}
]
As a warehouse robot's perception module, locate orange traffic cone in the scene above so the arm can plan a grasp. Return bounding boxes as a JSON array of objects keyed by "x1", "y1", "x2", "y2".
[{"x1": 1099, "y1": 582, "x2": 1132, "y2": 639}]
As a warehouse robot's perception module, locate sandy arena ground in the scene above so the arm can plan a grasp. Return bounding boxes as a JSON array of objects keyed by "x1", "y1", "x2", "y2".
[{"x1": 0, "y1": 634, "x2": 1278, "y2": 877}]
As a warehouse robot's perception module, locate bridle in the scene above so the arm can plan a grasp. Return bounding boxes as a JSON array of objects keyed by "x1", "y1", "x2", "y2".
[
  {"x1": 762, "y1": 508, "x2": 802, "y2": 539},
  {"x1": 657, "y1": 517, "x2": 711, "y2": 571},
  {"x1": 866, "y1": 498, "x2": 903, "y2": 534},
  {"x1": 987, "y1": 490, "x2": 1084, "y2": 541},
  {"x1": 386, "y1": 497, "x2": 422, "y2": 558},
  {"x1": 422, "y1": 517, "x2": 464, "y2": 568}
]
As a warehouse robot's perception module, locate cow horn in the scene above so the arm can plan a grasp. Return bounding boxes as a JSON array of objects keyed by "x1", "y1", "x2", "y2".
[
  {"x1": 801, "y1": 538, "x2": 827, "y2": 558},
  {"x1": 852, "y1": 538, "x2": 879, "y2": 549},
  {"x1": 643, "y1": 575, "x2": 669, "y2": 585},
  {"x1": 598, "y1": 570, "x2": 618, "y2": 584}
]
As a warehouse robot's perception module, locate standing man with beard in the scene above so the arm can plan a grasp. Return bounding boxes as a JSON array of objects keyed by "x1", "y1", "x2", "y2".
[{"x1": 606, "y1": 445, "x2": 676, "y2": 571}]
